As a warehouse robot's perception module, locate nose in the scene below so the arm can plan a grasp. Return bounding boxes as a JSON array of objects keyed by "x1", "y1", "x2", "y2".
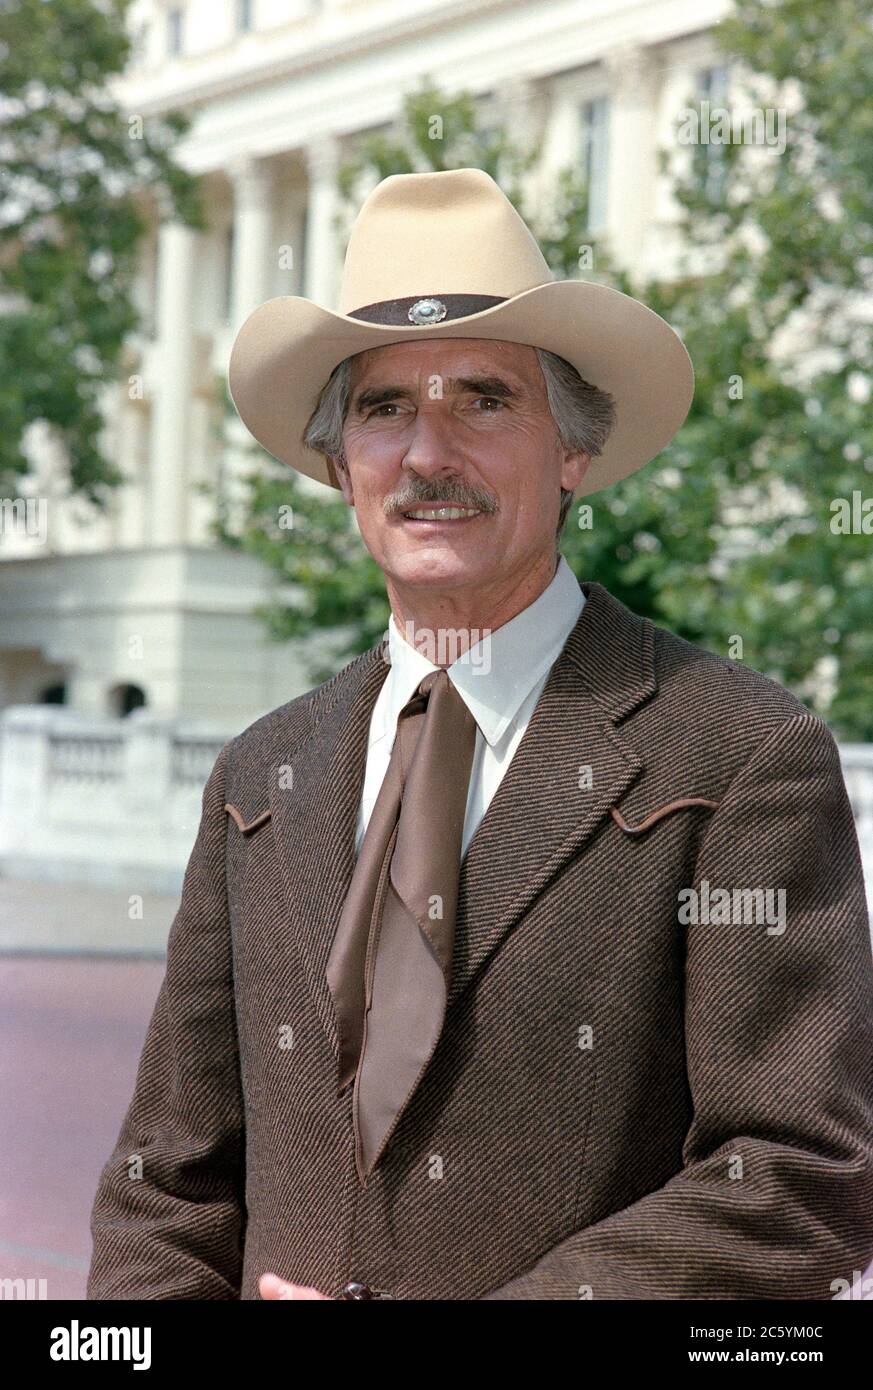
[{"x1": 400, "y1": 405, "x2": 467, "y2": 480}]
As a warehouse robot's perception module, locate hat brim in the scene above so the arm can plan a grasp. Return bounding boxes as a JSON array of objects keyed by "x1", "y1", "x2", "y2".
[{"x1": 227, "y1": 279, "x2": 694, "y2": 498}]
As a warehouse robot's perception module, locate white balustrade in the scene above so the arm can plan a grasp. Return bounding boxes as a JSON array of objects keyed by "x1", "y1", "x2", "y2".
[
  {"x1": 171, "y1": 736, "x2": 228, "y2": 787},
  {"x1": 2, "y1": 706, "x2": 873, "y2": 921},
  {"x1": 840, "y1": 744, "x2": 873, "y2": 836},
  {"x1": 0, "y1": 706, "x2": 228, "y2": 892}
]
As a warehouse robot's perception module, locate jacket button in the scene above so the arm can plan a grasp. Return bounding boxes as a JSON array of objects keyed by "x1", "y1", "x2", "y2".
[{"x1": 338, "y1": 1280, "x2": 393, "y2": 1300}]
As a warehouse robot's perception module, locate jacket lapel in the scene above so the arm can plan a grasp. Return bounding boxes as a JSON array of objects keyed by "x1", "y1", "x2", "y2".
[
  {"x1": 448, "y1": 579, "x2": 655, "y2": 1005},
  {"x1": 266, "y1": 578, "x2": 655, "y2": 1059},
  {"x1": 266, "y1": 646, "x2": 390, "y2": 1055}
]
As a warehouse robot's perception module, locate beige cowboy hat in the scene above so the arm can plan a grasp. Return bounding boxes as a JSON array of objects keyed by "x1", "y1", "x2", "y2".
[{"x1": 228, "y1": 167, "x2": 694, "y2": 498}]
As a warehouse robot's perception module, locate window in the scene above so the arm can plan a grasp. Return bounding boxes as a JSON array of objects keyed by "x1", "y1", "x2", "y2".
[
  {"x1": 694, "y1": 65, "x2": 730, "y2": 201},
  {"x1": 40, "y1": 683, "x2": 67, "y2": 706},
  {"x1": 579, "y1": 96, "x2": 610, "y2": 234},
  {"x1": 166, "y1": 7, "x2": 184, "y2": 58},
  {"x1": 223, "y1": 222, "x2": 235, "y2": 325},
  {"x1": 131, "y1": 21, "x2": 151, "y2": 67},
  {"x1": 110, "y1": 684, "x2": 147, "y2": 718},
  {"x1": 698, "y1": 64, "x2": 729, "y2": 106}
]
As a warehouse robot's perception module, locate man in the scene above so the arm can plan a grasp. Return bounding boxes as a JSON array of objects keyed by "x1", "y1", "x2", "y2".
[{"x1": 88, "y1": 168, "x2": 873, "y2": 1300}]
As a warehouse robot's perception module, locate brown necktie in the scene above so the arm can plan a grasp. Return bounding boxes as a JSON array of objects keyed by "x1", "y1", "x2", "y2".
[{"x1": 326, "y1": 668, "x2": 479, "y2": 1185}]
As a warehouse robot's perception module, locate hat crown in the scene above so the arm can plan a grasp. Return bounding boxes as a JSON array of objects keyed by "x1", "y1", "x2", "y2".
[{"x1": 338, "y1": 167, "x2": 553, "y2": 315}]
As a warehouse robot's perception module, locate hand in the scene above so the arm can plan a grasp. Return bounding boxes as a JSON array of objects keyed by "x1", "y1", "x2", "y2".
[{"x1": 259, "y1": 1271, "x2": 331, "y2": 1300}]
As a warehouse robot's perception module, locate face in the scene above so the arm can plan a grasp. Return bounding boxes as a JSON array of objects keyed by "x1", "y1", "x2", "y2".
[{"x1": 333, "y1": 338, "x2": 591, "y2": 600}]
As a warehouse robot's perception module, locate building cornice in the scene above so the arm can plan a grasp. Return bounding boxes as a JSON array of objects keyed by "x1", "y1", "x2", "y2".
[
  {"x1": 115, "y1": 0, "x2": 729, "y2": 125},
  {"x1": 116, "y1": 0, "x2": 531, "y2": 115}
]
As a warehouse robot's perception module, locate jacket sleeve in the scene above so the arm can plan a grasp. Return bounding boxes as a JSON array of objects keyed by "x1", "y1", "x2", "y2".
[
  {"x1": 87, "y1": 739, "x2": 246, "y2": 1299},
  {"x1": 483, "y1": 711, "x2": 873, "y2": 1299}
]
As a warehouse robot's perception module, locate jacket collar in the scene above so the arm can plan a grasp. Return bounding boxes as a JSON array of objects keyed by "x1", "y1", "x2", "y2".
[{"x1": 378, "y1": 554, "x2": 586, "y2": 748}]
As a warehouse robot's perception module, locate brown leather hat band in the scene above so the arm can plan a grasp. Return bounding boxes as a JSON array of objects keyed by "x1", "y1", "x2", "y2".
[{"x1": 347, "y1": 293, "x2": 507, "y2": 325}]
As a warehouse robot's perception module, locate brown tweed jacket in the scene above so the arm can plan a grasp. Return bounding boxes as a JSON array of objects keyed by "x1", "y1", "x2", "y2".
[{"x1": 87, "y1": 578, "x2": 873, "y2": 1300}]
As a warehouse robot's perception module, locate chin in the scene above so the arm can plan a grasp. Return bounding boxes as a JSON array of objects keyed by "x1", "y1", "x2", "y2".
[{"x1": 387, "y1": 549, "x2": 486, "y2": 588}]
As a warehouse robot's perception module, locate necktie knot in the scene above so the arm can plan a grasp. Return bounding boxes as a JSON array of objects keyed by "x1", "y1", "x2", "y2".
[
  {"x1": 418, "y1": 669, "x2": 443, "y2": 698},
  {"x1": 400, "y1": 668, "x2": 445, "y2": 718}
]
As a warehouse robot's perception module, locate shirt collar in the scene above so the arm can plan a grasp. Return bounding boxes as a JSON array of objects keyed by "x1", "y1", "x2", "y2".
[{"x1": 380, "y1": 554, "x2": 586, "y2": 747}]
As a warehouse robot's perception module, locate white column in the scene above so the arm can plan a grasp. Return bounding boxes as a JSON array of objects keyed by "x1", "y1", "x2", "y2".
[
  {"x1": 123, "y1": 713, "x2": 175, "y2": 820},
  {"x1": 116, "y1": 396, "x2": 148, "y2": 548},
  {"x1": 540, "y1": 88, "x2": 581, "y2": 176},
  {"x1": 229, "y1": 156, "x2": 275, "y2": 329},
  {"x1": 148, "y1": 218, "x2": 197, "y2": 547},
  {"x1": 497, "y1": 75, "x2": 542, "y2": 148},
  {"x1": 284, "y1": 187, "x2": 307, "y2": 296},
  {"x1": 603, "y1": 43, "x2": 661, "y2": 274},
  {"x1": 186, "y1": 395, "x2": 213, "y2": 546},
  {"x1": 304, "y1": 134, "x2": 341, "y2": 308},
  {"x1": 496, "y1": 77, "x2": 545, "y2": 209},
  {"x1": 66, "y1": 671, "x2": 109, "y2": 715},
  {"x1": 538, "y1": 85, "x2": 585, "y2": 219}
]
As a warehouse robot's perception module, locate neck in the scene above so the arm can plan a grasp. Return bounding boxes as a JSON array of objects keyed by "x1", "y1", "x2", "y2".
[{"x1": 386, "y1": 552, "x2": 560, "y2": 666}]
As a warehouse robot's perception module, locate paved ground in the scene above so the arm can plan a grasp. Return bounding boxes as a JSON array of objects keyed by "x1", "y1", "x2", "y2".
[
  {"x1": 2, "y1": 874, "x2": 870, "y2": 1303},
  {"x1": 0, "y1": 955, "x2": 164, "y2": 1299}
]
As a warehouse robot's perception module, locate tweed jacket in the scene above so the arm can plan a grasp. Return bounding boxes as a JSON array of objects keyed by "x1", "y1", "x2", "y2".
[{"x1": 87, "y1": 577, "x2": 873, "y2": 1300}]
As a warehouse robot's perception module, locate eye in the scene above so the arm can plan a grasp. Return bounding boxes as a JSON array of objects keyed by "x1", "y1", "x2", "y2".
[
  {"x1": 473, "y1": 396, "x2": 505, "y2": 411},
  {"x1": 370, "y1": 402, "x2": 401, "y2": 417}
]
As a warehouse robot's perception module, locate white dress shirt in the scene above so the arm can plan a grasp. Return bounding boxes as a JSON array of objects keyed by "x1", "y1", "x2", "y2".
[{"x1": 355, "y1": 554, "x2": 586, "y2": 862}]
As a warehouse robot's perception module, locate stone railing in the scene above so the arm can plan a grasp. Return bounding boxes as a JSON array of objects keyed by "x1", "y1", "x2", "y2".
[
  {"x1": 0, "y1": 706, "x2": 227, "y2": 893},
  {"x1": 840, "y1": 744, "x2": 873, "y2": 927},
  {"x1": 48, "y1": 731, "x2": 126, "y2": 782},
  {"x1": 839, "y1": 743, "x2": 873, "y2": 843},
  {"x1": 1, "y1": 706, "x2": 873, "y2": 916}
]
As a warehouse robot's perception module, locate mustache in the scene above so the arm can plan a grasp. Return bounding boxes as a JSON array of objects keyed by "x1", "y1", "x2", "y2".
[{"x1": 384, "y1": 480, "x2": 498, "y2": 517}]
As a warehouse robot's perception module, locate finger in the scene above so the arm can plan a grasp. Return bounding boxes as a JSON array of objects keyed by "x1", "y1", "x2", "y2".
[
  {"x1": 259, "y1": 1271, "x2": 292, "y2": 1299},
  {"x1": 260, "y1": 1272, "x2": 330, "y2": 1300}
]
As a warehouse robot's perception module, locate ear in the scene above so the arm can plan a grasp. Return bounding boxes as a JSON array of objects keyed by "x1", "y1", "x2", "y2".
[
  {"x1": 332, "y1": 454, "x2": 355, "y2": 506},
  {"x1": 560, "y1": 449, "x2": 591, "y2": 493}
]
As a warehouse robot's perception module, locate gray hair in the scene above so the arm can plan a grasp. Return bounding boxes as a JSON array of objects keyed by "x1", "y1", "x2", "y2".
[{"x1": 303, "y1": 345, "x2": 616, "y2": 541}]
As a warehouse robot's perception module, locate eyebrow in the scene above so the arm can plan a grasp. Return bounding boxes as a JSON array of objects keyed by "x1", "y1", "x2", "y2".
[{"x1": 351, "y1": 375, "x2": 523, "y2": 414}]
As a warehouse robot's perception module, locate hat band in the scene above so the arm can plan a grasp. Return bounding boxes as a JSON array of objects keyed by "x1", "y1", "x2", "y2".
[{"x1": 347, "y1": 293, "x2": 506, "y2": 326}]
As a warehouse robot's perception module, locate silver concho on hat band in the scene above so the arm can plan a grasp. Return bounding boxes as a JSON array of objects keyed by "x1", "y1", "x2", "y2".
[{"x1": 407, "y1": 297, "x2": 447, "y2": 325}]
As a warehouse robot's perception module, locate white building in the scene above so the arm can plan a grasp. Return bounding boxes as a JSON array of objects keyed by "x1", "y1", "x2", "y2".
[{"x1": 4, "y1": 0, "x2": 871, "y2": 900}]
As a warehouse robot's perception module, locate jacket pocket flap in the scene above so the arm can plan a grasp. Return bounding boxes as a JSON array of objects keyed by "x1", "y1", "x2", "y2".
[
  {"x1": 610, "y1": 797, "x2": 720, "y2": 837},
  {"x1": 224, "y1": 802, "x2": 272, "y2": 835}
]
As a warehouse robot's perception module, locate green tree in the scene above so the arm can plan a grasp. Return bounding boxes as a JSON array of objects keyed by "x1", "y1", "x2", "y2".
[
  {"x1": 625, "y1": 0, "x2": 873, "y2": 738},
  {"x1": 0, "y1": 0, "x2": 201, "y2": 504}
]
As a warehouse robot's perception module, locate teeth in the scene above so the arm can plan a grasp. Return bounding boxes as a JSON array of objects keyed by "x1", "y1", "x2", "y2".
[{"x1": 404, "y1": 507, "x2": 480, "y2": 520}]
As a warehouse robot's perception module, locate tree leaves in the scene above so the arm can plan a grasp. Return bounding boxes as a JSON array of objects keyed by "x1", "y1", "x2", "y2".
[{"x1": 0, "y1": 0, "x2": 201, "y2": 504}]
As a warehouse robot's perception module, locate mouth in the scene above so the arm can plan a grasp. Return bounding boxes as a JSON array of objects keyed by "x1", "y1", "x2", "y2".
[{"x1": 397, "y1": 505, "x2": 484, "y2": 526}]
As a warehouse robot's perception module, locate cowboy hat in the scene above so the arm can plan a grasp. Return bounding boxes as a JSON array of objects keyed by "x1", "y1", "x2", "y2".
[{"x1": 227, "y1": 167, "x2": 694, "y2": 498}]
